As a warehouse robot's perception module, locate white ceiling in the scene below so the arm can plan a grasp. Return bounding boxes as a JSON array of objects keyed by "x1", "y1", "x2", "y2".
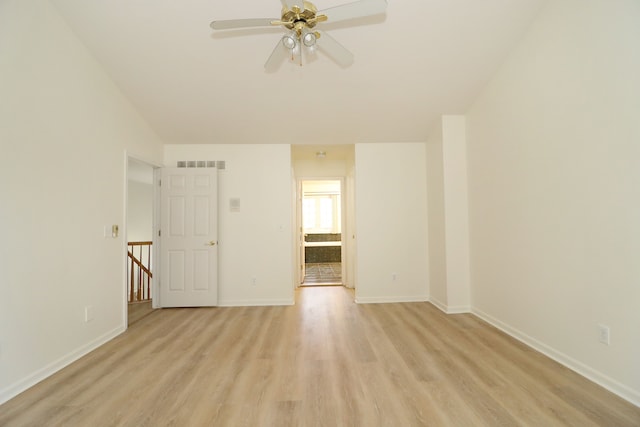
[{"x1": 51, "y1": 0, "x2": 546, "y2": 145}]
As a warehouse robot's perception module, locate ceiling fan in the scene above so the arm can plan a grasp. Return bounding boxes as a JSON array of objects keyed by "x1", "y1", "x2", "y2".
[{"x1": 210, "y1": 0, "x2": 387, "y2": 71}]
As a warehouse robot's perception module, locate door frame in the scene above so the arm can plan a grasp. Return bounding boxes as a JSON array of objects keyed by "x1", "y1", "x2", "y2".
[
  {"x1": 123, "y1": 153, "x2": 162, "y2": 327},
  {"x1": 296, "y1": 177, "x2": 347, "y2": 286}
]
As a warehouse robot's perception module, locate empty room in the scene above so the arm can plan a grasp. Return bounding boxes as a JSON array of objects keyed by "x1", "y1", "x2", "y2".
[{"x1": 1, "y1": 0, "x2": 639, "y2": 425}]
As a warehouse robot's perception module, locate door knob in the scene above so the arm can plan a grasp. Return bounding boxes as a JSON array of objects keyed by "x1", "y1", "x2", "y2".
[{"x1": 206, "y1": 241, "x2": 217, "y2": 246}]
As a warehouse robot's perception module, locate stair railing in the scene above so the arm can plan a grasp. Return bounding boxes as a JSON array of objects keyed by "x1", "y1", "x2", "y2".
[{"x1": 127, "y1": 241, "x2": 152, "y2": 302}]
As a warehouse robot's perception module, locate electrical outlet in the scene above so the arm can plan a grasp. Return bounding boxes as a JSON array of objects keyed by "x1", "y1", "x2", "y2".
[
  {"x1": 251, "y1": 277, "x2": 257, "y2": 286},
  {"x1": 391, "y1": 273, "x2": 397, "y2": 281},
  {"x1": 598, "y1": 324, "x2": 610, "y2": 345}
]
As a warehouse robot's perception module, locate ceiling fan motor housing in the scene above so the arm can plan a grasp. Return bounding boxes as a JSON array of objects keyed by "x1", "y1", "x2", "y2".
[{"x1": 281, "y1": 1, "x2": 326, "y2": 35}]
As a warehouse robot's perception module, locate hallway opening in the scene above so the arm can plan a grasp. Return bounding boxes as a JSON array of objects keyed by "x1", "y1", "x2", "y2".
[
  {"x1": 126, "y1": 157, "x2": 156, "y2": 325},
  {"x1": 300, "y1": 179, "x2": 342, "y2": 286},
  {"x1": 291, "y1": 144, "x2": 355, "y2": 292}
]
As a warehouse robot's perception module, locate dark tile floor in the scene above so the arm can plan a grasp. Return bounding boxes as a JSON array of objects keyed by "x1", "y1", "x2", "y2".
[{"x1": 303, "y1": 262, "x2": 342, "y2": 285}]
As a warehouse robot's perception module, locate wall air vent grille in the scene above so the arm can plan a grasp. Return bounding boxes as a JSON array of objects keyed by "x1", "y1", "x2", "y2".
[{"x1": 177, "y1": 160, "x2": 222, "y2": 168}]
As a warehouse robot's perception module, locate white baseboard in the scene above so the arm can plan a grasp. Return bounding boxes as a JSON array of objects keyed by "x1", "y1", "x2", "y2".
[
  {"x1": 218, "y1": 298, "x2": 294, "y2": 307},
  {"x1": 355, "y1": 295, "x2": 429, "y2": 304},
  {"x1": 472, "y1": 307, "x2": 640, "y2": 408},
  {"x1": 0, "y1": 325, "x2": 125, "y2": 405},
  {"x1": 429, "y1": 297, "x2": 448, "y2": 312},
  {"x1": 429, "y1": 298, "x2": 471, "y2": 314},
  {"x1": 446, "y1": 305, "x2": 471, "y2": 314}
]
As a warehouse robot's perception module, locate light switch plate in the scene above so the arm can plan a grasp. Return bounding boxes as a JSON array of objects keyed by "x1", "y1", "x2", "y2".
[
  {"x1": 104, "y1": 225, "x2": 119, "y2": 238},
  {"x1": 85, "y1": 306, "x2": 94, "y2": 322}
]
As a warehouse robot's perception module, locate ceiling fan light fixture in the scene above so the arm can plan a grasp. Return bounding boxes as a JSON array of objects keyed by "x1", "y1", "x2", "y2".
[
  {"x1": 282, "y1": 34, "x2": 297, "y2": 50},
  {"x1": 302, "y1": 31, "x2": 317, "y2": 47}
]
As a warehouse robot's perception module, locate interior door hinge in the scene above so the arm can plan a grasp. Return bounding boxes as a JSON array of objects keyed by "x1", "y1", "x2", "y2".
[
  {"x1": 158, "y1": 179, "x2": 161, "y2": 187},
  {"x1": 158, "y1": 230, "x2": 161, "y2": 237}
]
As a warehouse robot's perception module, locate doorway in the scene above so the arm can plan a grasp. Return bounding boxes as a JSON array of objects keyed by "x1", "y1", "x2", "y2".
[
  {"x1": 300, "y1": 179, "x2": 343, "y2": 286},
  {"x1": 126, "y1": 157, "x2": 156, "y2": 325},
  {"x1": 291, "y1": 144, "x2": 355, "y2": 292}
]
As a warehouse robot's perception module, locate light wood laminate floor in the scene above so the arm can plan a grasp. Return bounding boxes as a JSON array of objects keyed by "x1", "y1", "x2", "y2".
[
  {"x1": 1, "y1": 287, "x2": 638, "y2": 426},
  {"x1": 127, "y1": 300, "x2": 153, "y2": 326}
]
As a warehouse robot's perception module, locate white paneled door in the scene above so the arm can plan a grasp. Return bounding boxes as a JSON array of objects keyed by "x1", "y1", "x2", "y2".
[{"x1": 159, "y1": 167, "x2": 218, "y2": 307}]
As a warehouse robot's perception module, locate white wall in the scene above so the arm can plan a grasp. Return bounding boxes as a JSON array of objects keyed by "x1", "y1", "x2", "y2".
[
  {"x1": 291, "y1": 145, "x2": 354, "y2": 178},
  {"x1": 355, "y1": 143, "x2": 429, "y2": 303},
  {"x1": 345, "y1": 161, "x2": 357, "y2": 289},
  {"x1": 126, "y1": 180, "x2": 153, "y2": 242},
  {"x1": 292, "y1": 158, "x2": 349, "y2": 178},
  {"x1": 466, "y1": 0, "x2": 640, "y2": 405},
  {"x1": 0, "y1": 1, "x2": 163, "y2": 403},
  {"x1": 442, "y1": 116, "x2": 471, "y2": 312},
  {"x1": 164, "y1": 144, "x2": 293, "y2": 306},
  {"x1": 426, "y1": 116, "x2": 472, "y2": 313},
  {"x1": 426, "y1": 124, "x2": 448, "y2": 308}
]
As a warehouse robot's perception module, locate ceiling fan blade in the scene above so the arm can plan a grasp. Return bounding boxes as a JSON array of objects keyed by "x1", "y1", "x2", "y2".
[
  {"x1": 210, "y1": 18, "x2": 276, "y2": 30},
  {"x1": 265, "y1": 38, "x2": 290, "y2": 72},
  {"x1": 319, "y1": 0, "x2": 387, "y2": 23},
  {"x1": 316, "y1": 31, "x2": 354, "y2": 67}
]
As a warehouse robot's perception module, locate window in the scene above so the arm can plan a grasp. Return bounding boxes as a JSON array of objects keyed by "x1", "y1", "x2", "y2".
[
  {"x1": 303, "y1": 194, "x2": 340, "y2": 233},
  {"x1": 301, "y1": 180, "x2": 341, "y2": 234},
  {"x1": 303, "y1": 198, "x2": 317, "y2": 230},
  {"x1": 319, "y1": 198, "x2": 333, "y2": 229}
]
